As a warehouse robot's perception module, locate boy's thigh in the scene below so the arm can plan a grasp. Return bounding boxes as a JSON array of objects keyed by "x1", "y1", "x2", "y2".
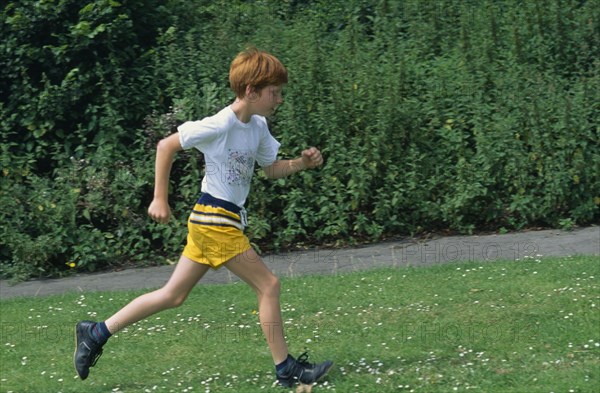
[
  {"x1": 163, "y1": 254, "x2": 211, "y2": 294},
  {"x1": 224, "y1": 248, "x2": 277, "y2": 288}
]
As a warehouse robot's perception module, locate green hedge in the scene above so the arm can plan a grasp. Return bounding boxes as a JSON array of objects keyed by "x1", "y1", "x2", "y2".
[{"x1": 1, "y1": 0, "x2": 598, "y2": 280}]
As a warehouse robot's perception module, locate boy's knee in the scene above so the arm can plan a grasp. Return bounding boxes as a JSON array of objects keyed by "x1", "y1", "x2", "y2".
[
  {"x1": 160, "y1": 289, "x2": 187, "y2": 308},
  {"x1": 265, "y1": 275, "x2": 280, "y2": 297},
  {"x1": 170, "y1": 295, "x2": 187, "y2": 308}
]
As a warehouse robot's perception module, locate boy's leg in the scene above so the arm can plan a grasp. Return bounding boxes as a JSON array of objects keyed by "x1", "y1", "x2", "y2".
[
  {"x1": 224, "y1": 248, "x2": 288, "y2": 364},
  {"x1": 104, "y1": 255, "x2": 210, "y2": 333},
  {"x1": 225, "y1": 249, "x2": 333, "y2": 387},
  {"x1": 74, "y1": 255, "x2": 210, "y2": 379}
]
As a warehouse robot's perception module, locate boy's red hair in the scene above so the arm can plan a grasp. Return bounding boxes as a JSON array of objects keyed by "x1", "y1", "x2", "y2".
[{"x1": 229, "y1": 47, "x2": 288, "y2": 98}]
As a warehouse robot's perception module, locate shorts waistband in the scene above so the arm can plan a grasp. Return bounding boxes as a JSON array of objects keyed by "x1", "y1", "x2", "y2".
[{"x1": 197, "y1": 193, "x2": 242, "y2": 214}]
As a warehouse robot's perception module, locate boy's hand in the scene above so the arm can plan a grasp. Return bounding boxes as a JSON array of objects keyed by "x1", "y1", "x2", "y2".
[
  {"x1": 301, "y1": 147, "x2": 324, "y2": 169},
  {"x1": 148, "y1": 198, "x2": 171, "y2": 224}
]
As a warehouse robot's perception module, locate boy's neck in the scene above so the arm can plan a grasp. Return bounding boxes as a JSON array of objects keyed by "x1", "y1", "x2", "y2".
[{"x1": 231, "y1": 99, "x2": 253, "y2": 124}]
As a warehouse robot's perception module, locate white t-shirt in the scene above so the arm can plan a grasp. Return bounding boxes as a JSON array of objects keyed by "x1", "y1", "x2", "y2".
[{"x1": 178, "y1": 105, "x2": 280, "y2": 207}]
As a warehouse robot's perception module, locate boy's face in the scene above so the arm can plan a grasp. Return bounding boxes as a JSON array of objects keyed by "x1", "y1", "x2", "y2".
[{"x1": 252, "y1": 85, "x2": 284, "y2": 116}]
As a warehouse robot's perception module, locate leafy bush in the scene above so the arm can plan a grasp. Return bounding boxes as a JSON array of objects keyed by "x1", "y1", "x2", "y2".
[{"x1": 1, "y1": 0, "x2": 598, "y2": 279}]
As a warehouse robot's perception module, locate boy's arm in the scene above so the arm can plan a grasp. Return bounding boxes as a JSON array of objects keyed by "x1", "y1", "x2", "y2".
[
  {"x1": 263, "y1": 147, "x2": 323, "y2": 179},
  {"x1": 148, "y1": 133, "x2": 183, "y2": 223}
]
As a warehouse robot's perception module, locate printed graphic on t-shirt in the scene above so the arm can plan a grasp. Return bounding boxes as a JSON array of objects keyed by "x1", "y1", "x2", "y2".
[{"x1": 227, "y1": 149, "x2": 254, "y2": 185}]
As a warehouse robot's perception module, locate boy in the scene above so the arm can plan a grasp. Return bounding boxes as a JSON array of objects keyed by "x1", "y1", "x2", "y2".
[{"x1": 73, "y1": 48, "x2": 333, "y2": 388}]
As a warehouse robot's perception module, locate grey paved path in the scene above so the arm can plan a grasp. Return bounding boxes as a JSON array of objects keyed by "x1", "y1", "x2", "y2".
[{"x1": 1, "y1": 226, "x2": 598, "y2": 300}]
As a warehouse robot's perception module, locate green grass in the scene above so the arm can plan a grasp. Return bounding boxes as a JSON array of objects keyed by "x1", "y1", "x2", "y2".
[{"x1": 1, "y1": 256, "x2": 599, "y2": 393}]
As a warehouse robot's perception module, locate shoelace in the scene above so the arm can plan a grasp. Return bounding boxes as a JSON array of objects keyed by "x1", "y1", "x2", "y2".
[
  {"x1": 296, "y1": 352, "x2": 312, "y2": 367},
  {"x1": 89, "y1": 347, "x2": 103, "y2": 367}
]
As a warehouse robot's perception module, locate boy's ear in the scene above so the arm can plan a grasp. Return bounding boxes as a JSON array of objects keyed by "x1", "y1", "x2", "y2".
[{"x1": 245, "y1": 85, "x2": 259, "y2": 102}]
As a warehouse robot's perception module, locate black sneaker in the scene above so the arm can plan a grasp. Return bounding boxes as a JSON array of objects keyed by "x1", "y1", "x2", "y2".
[
  {"x1": 73, "y1": 321, "x2": 104, "y2": 380},
  {"x1": 277, "y1": 352, "x2": 333, "y2": 388}
]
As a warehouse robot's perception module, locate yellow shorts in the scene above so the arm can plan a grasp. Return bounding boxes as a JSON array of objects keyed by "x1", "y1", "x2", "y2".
[{"x1": 182, "y1": 194, "x2": 252, "y2": 269}]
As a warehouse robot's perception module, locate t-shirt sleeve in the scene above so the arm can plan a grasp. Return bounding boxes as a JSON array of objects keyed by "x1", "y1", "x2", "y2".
[
  {"x1": 256, "y1": 119, "x2": 281, "y2": 167},
  {"x1": 178, "y1": 113, "x2": 227, "y2": 151}
]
